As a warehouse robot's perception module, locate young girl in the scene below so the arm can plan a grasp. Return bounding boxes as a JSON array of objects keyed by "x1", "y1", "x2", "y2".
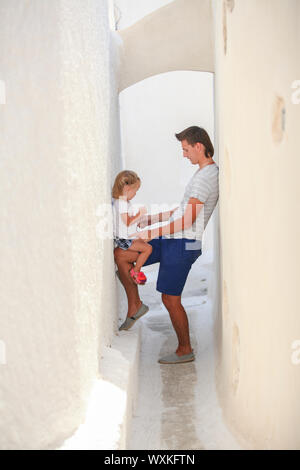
[{"x1": 112, "y1": 170, "x2": 152, "y2": 285}]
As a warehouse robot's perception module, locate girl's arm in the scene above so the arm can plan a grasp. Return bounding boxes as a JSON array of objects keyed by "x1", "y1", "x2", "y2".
[{"x1": 121, "y1": 206, "x2": 147, "y2": 227}]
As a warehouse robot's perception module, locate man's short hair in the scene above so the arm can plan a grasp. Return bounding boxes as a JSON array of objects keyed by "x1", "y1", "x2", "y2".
[{"x1": 175, "y1": 126, "x2": 214, "y2": 158}]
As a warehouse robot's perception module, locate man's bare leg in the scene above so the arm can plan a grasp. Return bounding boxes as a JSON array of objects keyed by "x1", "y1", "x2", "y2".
[
  {"x1": 114, "y1": 247, "x2": 143, "y2": 318},
  {"x1": 161, "y1": 293, "x2": 193, "y2": 356}
]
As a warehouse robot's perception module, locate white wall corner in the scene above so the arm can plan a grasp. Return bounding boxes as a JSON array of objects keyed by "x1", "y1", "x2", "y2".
[{"x1": 58, "y1": 328, "x2": 141, "y2": 450}]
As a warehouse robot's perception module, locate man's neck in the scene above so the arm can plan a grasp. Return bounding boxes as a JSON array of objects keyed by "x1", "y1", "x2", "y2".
[{"x1": 199, "y1": 159, "x2": 215, "y2": 170}]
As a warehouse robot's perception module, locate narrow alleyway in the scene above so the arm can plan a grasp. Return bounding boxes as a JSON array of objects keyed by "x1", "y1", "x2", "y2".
[{"x1": 126, "y1": 254, "x2": 242, "y2": 450}]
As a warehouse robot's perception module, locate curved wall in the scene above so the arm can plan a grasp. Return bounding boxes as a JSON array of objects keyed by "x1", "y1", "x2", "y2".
[{"x1": 118, "y1": 0, "x2": 214, "y2": 91}]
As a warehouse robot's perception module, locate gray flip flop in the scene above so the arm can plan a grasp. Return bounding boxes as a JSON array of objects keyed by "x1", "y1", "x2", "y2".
[
  {"x1": 119, "y1": 303, "x2": 149, "y2": 331},
  {"x1": 158, "y1": 351, "x2": 195, "y2": 364}
]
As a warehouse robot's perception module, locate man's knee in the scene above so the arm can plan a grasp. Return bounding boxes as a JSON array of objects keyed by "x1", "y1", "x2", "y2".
[
  {"x1": 114, "y1": 246, "x2": 138, "y2": 266},
  {"x1": 162, "y1": 293, "x2": 181, "y2": 309},
  {"x1": 114, "y1": 247, "x2": 124, "y2": 263}
]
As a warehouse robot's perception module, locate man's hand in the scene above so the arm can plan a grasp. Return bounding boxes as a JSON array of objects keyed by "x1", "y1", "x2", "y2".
[
  {"x1": 133, "y1": 228, "x2": 159, "y2": 241},
  {"x1": 138, "y1": 206, "x2": 147, "y2": 216},
  {"x1": 170, "y1": 206, "x2": 179, "y2": 215}
]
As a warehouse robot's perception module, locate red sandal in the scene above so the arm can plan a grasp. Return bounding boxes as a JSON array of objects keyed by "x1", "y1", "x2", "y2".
[{"x1": 129, "y1": 268, "x2": 147, "y2": 285}]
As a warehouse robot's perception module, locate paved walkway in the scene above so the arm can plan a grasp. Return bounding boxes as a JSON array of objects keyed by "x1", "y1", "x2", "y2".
[{"x1": 128, "y1": 254, "x2": 242, "y2": 450}]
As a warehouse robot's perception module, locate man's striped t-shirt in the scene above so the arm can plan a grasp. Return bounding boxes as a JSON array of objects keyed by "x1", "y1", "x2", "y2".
[{"x1": 164, "y1": 162, "x2": 219, "y2": 242}]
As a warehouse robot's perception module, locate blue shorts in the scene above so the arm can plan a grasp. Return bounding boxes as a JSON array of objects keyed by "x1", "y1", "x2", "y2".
[{"x1": 143, "y1": 237, "x2": 202, "y2": 296}]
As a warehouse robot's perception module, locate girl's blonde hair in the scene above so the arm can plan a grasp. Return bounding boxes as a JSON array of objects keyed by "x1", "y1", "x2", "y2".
[{"x1": 112, "y1": 170, "x2": 141, "y2": 199}]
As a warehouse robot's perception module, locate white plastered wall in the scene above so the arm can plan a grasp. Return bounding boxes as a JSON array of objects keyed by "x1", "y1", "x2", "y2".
[
  {"x1": 118, "y1": 0, "x2": 214, "y2": 91},
  {"x1": 214, "y1": 0, "x2": 300, "y2": 449},
  {"x1": 2, "y1": 0, "x2": 299, "y2": 451},
  {"x1": 0, "y1": 0, "x2": 121, "y2": 449}
]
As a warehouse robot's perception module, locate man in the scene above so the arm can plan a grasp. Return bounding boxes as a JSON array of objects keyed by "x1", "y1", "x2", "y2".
[{"x1": 114, "y1": 126, "x2": 219, "y2": 364}]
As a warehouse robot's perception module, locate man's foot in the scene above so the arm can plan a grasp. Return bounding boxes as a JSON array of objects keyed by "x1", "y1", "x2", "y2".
[
  {"x1": 119, "y1": 303, "x2": 149, "y2": 331},
  {"x1": 158, "y1": 351, "x2": 195, "y2": 364},
  {"x1": 176, "y1": 347, "x2": 193, "y2": 356}
]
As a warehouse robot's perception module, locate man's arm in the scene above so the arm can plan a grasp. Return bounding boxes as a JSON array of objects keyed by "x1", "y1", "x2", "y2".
[
  {"x1": 140, "y1": 207, "x2": 179, "y2": 228},
  {"x1": 134, "y1": 198, "x2": 203, "y2": 239}
]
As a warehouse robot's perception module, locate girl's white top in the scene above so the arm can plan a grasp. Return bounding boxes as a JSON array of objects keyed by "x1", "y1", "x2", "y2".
[{"x1": 112, "y1": 197, "x2": 137, "y2": 239}]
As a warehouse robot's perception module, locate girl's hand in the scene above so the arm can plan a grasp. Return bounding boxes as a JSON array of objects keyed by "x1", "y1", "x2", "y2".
[{"x1": 137, "y1": 215, "x2": 149, "y2": 229}]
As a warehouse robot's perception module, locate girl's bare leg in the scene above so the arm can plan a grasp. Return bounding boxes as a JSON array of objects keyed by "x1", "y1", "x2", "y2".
[{"x1": 127, "y1": 240, "x2": 152, "y2": 272}]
